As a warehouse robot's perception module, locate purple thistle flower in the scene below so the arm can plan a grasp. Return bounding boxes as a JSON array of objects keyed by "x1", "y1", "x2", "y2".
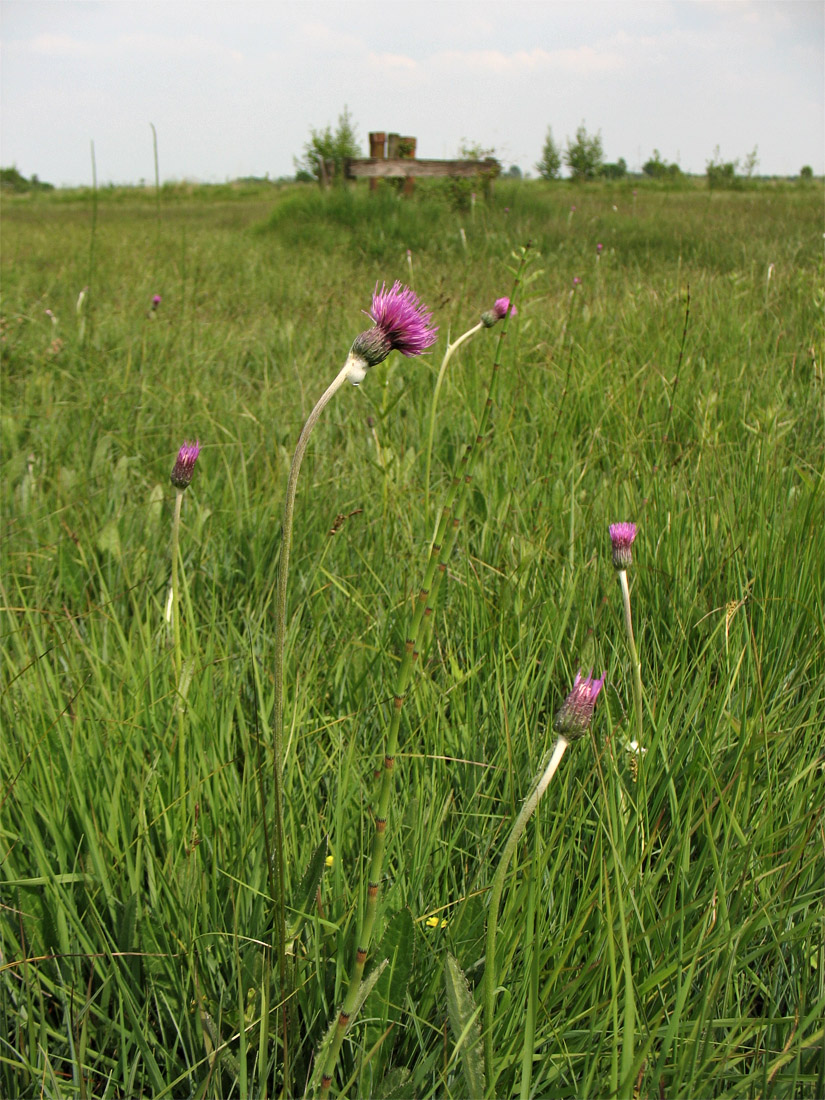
[
  {"x1": 572, "y1": 276, "x2": 581, "y2": 286},
  {"x1": 596, "y1": 242, "x2": 603, "y2": 253},
  {"x1": 609, "y1": 522, "x2": 637, "y2": 570},
  {"x1": 152, "y1": 294, "x2": 162, "y2": 308},
  {"x1": 347, "y1": 281, "x2": 438, "y2": 382},
  {"x1": 170, "y1": 440, "x2": 201, "y2": 490},
  {"x1": 553, "y1": 669, "x2": 605, "y2": 741},
  {"x1": 481, "y1": 297, "x2": 517, "y2": 328}
]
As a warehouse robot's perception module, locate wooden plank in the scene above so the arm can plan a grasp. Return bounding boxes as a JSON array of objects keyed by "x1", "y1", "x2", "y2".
[{"x1": 344, "y1": 157, "x2": 499, "y2": 180}]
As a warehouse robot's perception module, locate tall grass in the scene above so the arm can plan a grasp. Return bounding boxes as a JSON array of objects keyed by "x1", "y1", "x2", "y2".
[{"x1": 1, "y1": 178, "x2": 823, "y2": 1099}]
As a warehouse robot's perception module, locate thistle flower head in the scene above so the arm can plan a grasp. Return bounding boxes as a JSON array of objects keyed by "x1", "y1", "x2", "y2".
[
  {"x1": 170, "y1": 440, "x2": 201, "y2": 490},
  {"x1": 553, "y1": 669, "x2": 605, "y2": 741},
  {"x1": 346, "y1": 280, "x2": 438, "y2": 384},
  {"x1": 481, "y1": 297, "x2": 517, "y2": 328},
  {"x1": 152, "y1": 294, "x2": 162, "y2": 308},
  {"x1": 609, "y1": 521, "x2": 637, "y2": 570}
]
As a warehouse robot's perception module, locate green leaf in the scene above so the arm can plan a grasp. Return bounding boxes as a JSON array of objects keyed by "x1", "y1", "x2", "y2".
[
  {"x1": 308, "y1": 960, "x2": 389, "y2": 1097},
  {"x1": 363, "y1": 908, "x2": 415, "y2": 1086},
  {"x1": 286, "y1": 834, "x2": 328, "y2": 940},
  {"x1": 96, "y1": 519, "x2": 122, "y2": 560},
  {"x1": 446, "y1": 954, "x2": 484, "y2": 1100},
  {"x1": 445, "y1": 953, "x2": 486, "y2": 1100},
  {"x1": 375, "y1": 1066, "x2": 413, "y2": 1099}
]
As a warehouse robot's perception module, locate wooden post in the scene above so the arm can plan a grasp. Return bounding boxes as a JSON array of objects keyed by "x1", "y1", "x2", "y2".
[
  {"x1": 401, "y1": 137, "x2": 417, "y2": 195},
  {"x1": 387, "y1": 133, "x2": 401, "y2": 159},
  {"x1": 368, "y1": 132, "x2": 386, "y2": 192}
]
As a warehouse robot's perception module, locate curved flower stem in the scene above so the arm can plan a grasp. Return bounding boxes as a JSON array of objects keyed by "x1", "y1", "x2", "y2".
[
  {"x1": 318, "y1": 248, "x2": 530, "y2": 1099},
  {"x1": 482, "y1": 735, "x2": 569, "y2": 1089},
  {"x1": 273, "y1": 359, "x2": 351, "y2": 1098},
  {"x1": 170, "y1": 488, "x2": 186, "y2": 823},
  {"x1": 424, "y1": 321, "x2": 484, "y2": 521},
  {"x1": 618, "y1": 569, "x2": 643, "y2": 746},
  {"x1": 617, "y1": 568, "x2": 646, "y2": 863}
]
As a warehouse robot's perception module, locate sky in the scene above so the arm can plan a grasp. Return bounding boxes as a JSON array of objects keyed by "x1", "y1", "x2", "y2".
[{"x1": 1, "y1": 0, "x2": 823, "y2": 186}]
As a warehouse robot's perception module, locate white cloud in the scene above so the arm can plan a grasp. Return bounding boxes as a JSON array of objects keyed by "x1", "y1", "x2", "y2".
[
  {"x1": 431, "y1": 45, "x2": 625, "y2": 76},
  {"x1": 367, "y1": 52, "x2": 419, "y2": 75},
  {"x1": 28, "y1": 33, "x2": 98, "y2": 58}
]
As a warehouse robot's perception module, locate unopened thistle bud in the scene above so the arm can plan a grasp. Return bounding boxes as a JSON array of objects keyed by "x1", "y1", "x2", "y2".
[
  {"x1": 170, "y1": 440, "x2": 201, "y2": 490},
  {"x1": 609, "y1": 522, "x2": 637, "y2": 570},
  {"x1": 553, "y1": 669, "x2": 605, "y2": 741},
  {"x1": 481, "y1": 297, "x2": 517, "y2": 328},
  {"x1": 345, "y1": 280, "x2": 438, "y2": 385}
]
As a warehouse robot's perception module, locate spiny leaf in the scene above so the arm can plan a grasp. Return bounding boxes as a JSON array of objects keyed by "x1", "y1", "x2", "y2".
[
  {"x1": 308, "y1": 959, "x2": 389, "y2": 1097},
  {"x1": 364, "y1": 908, "x2": 415, "y2": 1084},
  {"x1": 375, "y1": 1066, "x2": 413, "y2": 1099},
  {"x1": 286, "y1": 834, "x2": 328, "y2": 940},
  {"x1": 445, "y1": 952, "x2": 486, "y2": 1100}
]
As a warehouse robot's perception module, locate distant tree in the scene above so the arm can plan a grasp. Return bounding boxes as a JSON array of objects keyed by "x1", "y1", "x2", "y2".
[
  {"x1": 294, "y1": 105, "x2": 360, "y2": 185},
  {"x1": 506, "y1": 165, "x2": 522, "y2": 179},
  {"x1": 800, "y1": 165, "x2": 814, "y2": 180},
  {"x1": 0, "y1": 166, "x2": 54, "y2": 192},
  {"x1": 536, "y1": 127, "x2": 562, "y2": 180},
  {"x1": 600, "y1": 157, "x2": 627, "y2": 180},
  {"x1": 453, "y1": 139, "x2": 500, "y2": 205},
  {"x1": 742, "y1": 146, "x2": 759, "y2": 179},
  {"x1": 564, "y1": 124, "x2": 604, "y2": 181},
  {"x1": 642, "y1": 149, "x2": 667, "y2": 178},
  {"x1": 643, "y1": 149, "x2": 681, "y2": 181},
  {"x1": 706, "y1": 146, "x2": 740, "y2": 190},
  {"x1": 458, "y1": 139, "x2": 497, "y2": 162}
]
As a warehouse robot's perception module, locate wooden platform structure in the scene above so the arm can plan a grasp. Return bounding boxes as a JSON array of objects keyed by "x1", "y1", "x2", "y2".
[
  {"x1": 324, "y1": 131, "x2": 500, "y2": 193},
  {"x1": 344, "y1": 157, "x2": 500, "y2": 181}
]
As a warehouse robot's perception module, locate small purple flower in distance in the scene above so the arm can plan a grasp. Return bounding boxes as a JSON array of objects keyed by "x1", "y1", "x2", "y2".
[
  {"x1": 152, "y1": 294, "x2": 162, "y2": 309},
  {"x1": 346, "y1": 281, "x2": 438, "y2": 384},
  {"x1": 609, "y1": 522, "x2": 637, "y2": 570},
  {"x1": 573, "y1": 276, "x2": 581, "y2": 286},
  {"x1": 554, "y1": 669, "x2": 605, "y2": 741},
  {"x1": 570, "y1": 205, "x2": 576, "y2": 212},
  {"x1": 504, "y1": 206, "x2": 510, "y2": 213},
  {"x1": 170, "y1": 440, "x2": 201, "y2": 490},
  {"x1": 481, "y1": 297, "x2": 517, "y2": 328},
  {"x1": 596, "y1": 242, "x2": 603, "y2": 253}
]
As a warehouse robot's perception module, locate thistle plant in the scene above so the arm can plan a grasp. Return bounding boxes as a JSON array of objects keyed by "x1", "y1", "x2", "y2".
[
  {"x1": 316, "y1": 250, "x2": 529, "y2": 1099},
  {"x1": 609, "y1": 522, "x2": 643, "y2": 746},
  {"x1": 273, "y1": 280, "x2": 438, "y2": 827},
  {"x1": 482, "y1": 668, "x2": 604, "y2": 1087},
  {"x1": 168, "y1": 440, "x2": 200, "y2": 817},
  {"x1": 271, "y1": 281, "x2": 436, "y2": 1092},
  {"x1": 424, "y1": 296, "x2": 517, "y2": 517}
]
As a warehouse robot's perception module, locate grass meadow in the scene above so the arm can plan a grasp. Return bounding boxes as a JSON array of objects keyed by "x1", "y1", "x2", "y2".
[{"x1": 1, "y1": 177, "x2": 824, "y2": 1099}]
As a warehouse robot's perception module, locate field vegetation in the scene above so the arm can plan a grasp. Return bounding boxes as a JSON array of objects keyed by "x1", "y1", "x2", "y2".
[{"x1": 1, "y1": 176, "x2": 823, "y2": 1098}]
